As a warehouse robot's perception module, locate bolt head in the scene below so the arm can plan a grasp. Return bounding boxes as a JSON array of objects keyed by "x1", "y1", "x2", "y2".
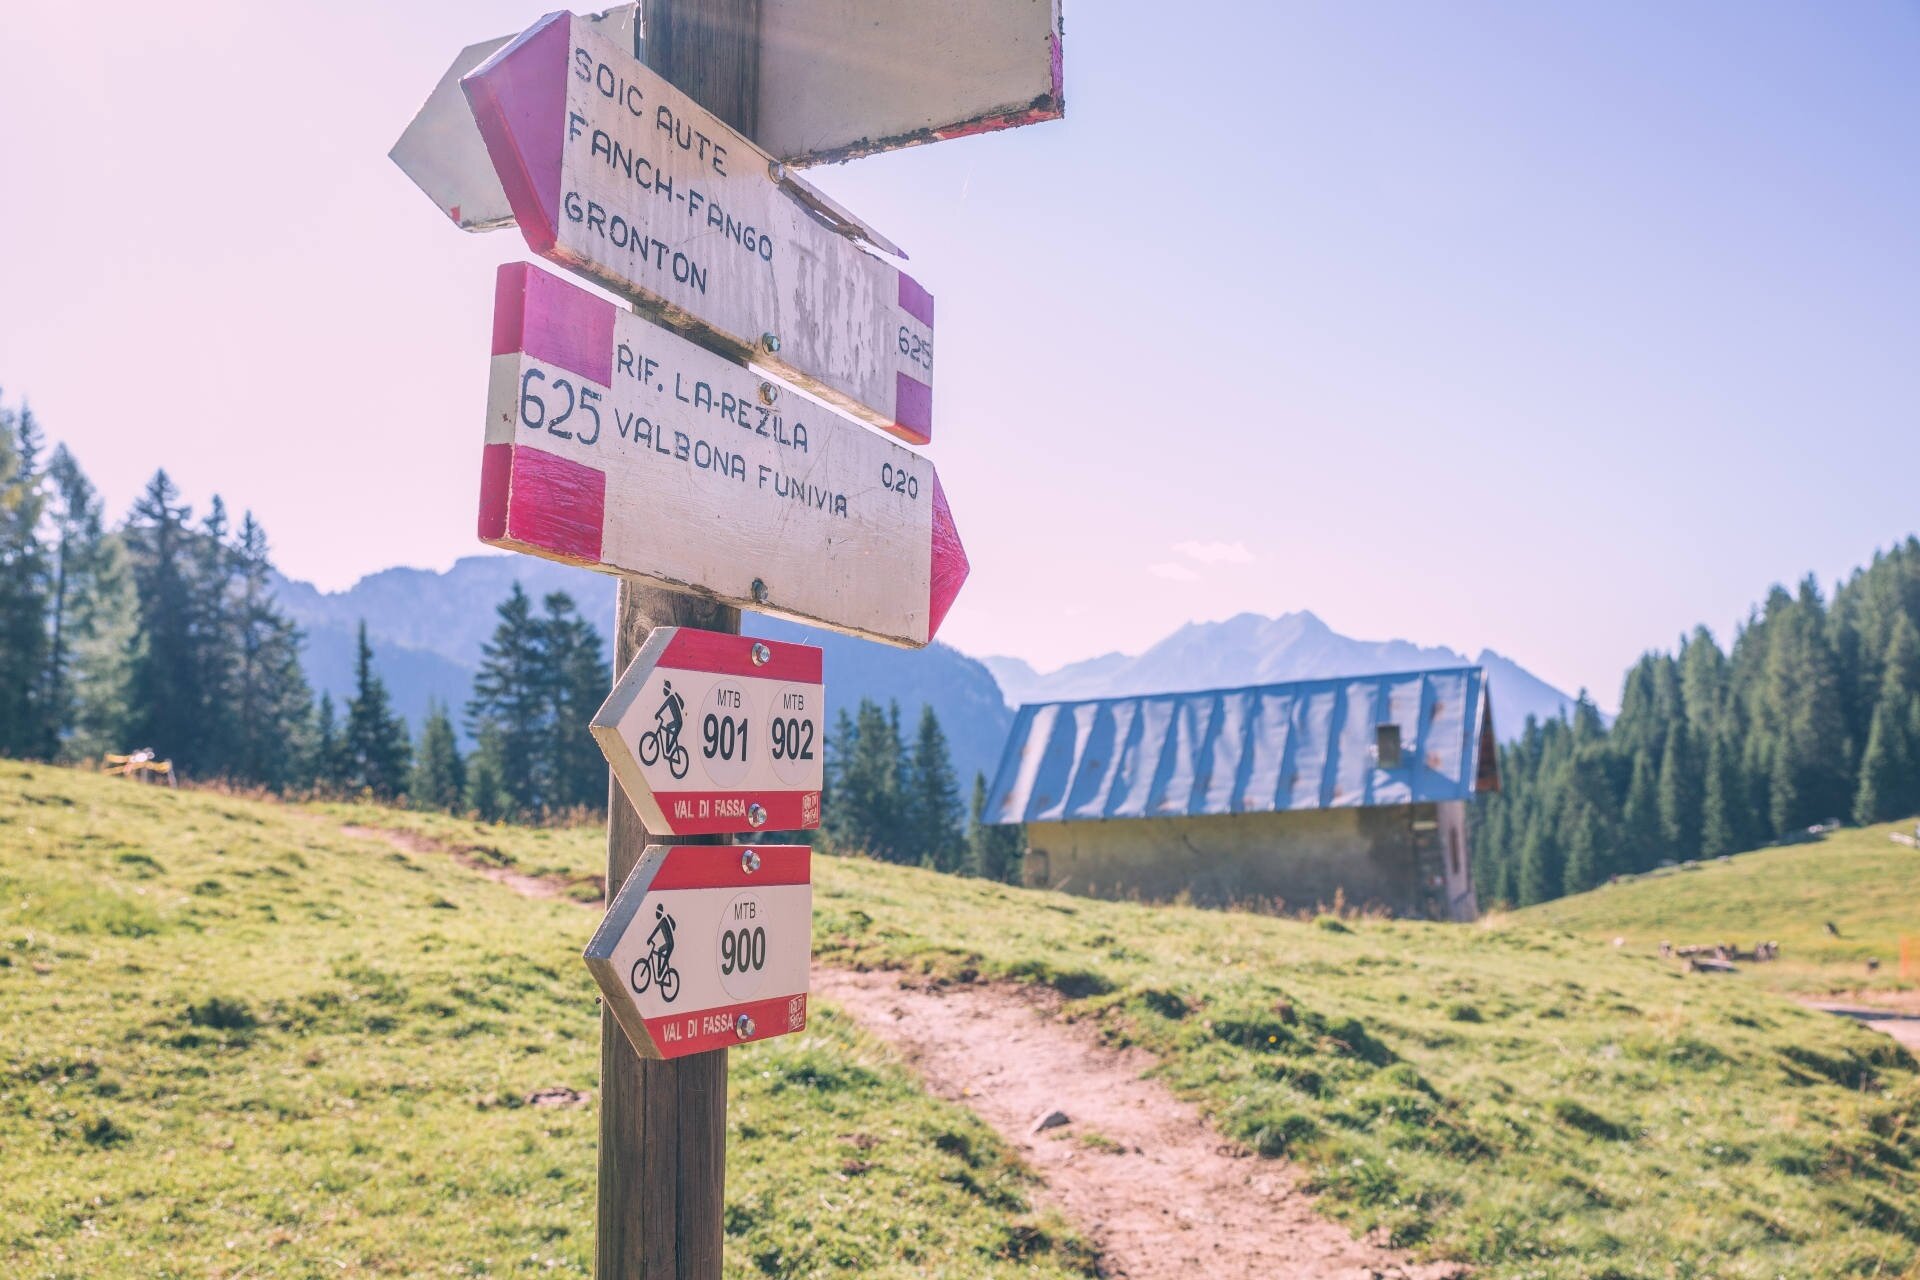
[
  {"x1": 751, "y1": 641, "x2": 771, "y2": 666},
  {"x1": 760, "y1": 332, "x2": 781, "y2": 354},
  {"x1": 740, "y1": 848, "x2": 763, "y2": 874},
  {"x1": 757, "y1": 381, "x2": 779, "y2": 405},
  {"x1": 750, "y1": 578, "x2": 769, "y2": 603},
  {"x1": 767, "y1": 160, "x2": 785, "y2": 183},
  {"x1": 748, "y1": 803, "x2": 768, "y2": 829},
  {"x1": 735, "y1": 1013, "x2": 756, "y2": 1038}
]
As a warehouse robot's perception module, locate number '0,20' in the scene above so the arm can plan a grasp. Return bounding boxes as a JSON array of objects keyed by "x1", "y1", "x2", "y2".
[{"x1": 880, "y1": 463, "x2": 919, "y2": 500}]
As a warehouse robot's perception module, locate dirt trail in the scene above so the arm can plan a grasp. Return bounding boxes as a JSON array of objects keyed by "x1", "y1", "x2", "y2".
[
  {"x1": 337, "y1": 822, "x2": 1463, "y2": 1278},
  {"x1": 1803, "y1": 1002, "x2": 1920, "y2": 1052},
  {"x1": 815, "y1": 968, "x2": 1464, "y2": 1280}
]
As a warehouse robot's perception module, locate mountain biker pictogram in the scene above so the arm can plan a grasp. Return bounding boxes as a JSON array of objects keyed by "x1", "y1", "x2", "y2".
[
  {"x1": 630, "y1": 902, "x2": 682, "y2": 1003},
  {"x1": 636, "y1": 680, "x2": 691, "y2": 780}
]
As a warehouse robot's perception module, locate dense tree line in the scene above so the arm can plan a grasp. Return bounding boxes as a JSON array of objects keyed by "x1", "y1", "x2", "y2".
[
  {"x1": 0, "y1": 399, "x2": 1021, "y2": 869},
  {"x1": 823, "y1": 697, "x2": 1024, "y2": 881},
  {"x1": 1477, "y1": 540, "x2": 1920, "y2": 906}
]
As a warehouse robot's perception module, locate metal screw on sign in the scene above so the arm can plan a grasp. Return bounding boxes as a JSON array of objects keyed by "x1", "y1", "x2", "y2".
[
  {"x1": 760, "y1": 332, "x2": 781, "y2": 354},
  {"x1": 767, "y1": 159, "x2": 785, "y2": 183},
  {"x1": 735, "y1": 1013, "x2": 756, "y2": 1039},
  {"x1": 750, "y1": 642, "x2": 771, "y2": 666},
  {"x1": 757, "y1": 381, "x2": 779, "y2": 405},
  {"x1": 748, "y1": 803, "x2": 768, "y2": 829},
  {"x1": 740, "y1": 848, "x2": 762, "y2": 875},
  {"x1": 750, "y1": 579, "x2": 769, "y2": 604}
]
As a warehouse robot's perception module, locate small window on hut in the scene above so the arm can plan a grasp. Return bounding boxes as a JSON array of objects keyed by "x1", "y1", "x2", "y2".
[{"x1": 1376, "y1": 724, "x2": 1402, "y2": 768}]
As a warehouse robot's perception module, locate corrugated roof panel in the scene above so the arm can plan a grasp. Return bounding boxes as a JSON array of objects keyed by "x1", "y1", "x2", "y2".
[{"x1": 985, "y1": 667, "x2": 1495, "y2": 826}]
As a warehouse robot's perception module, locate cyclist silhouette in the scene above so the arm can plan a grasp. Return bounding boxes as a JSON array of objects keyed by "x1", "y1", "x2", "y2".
[
  {"x1": 631, "y1": 903, "x2": 682, "y2": 1003},
  {"x1": 636, "y1": 680, "x2": 691, "y2": 780}
]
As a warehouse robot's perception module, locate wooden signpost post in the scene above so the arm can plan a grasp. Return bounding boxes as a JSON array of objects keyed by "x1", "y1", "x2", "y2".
[
  {"x1": 463, "y1": 10, "x2": 939, "y2": 444},
  {"x1": 591, "y1": 627, "x2": 824, "y2": 836},
  {"x1": 483, "y1": 261, "x2": 968, "y2": 647},
  {"x1": 394, "y1": 0, "x2": 1063, "y2": 1274}
]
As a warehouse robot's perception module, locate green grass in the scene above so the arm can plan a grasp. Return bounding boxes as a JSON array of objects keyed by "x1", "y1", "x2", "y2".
[
  {"x1": 0, "y1": 764, "x2": 1089, "y2": 1279},
  {"x1": 323, "y1": 801, "x2": 1920, "y2": 1279},
  {"x1": 1518, "y1": 820, "x2": 1920, "y2": 997}
]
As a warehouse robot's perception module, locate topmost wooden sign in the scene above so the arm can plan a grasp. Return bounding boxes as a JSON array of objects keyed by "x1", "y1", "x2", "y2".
[
  {"x1": 389, "y1": 2, "x2": 1063, "y2": 225},
  {"x1": 463, "y1": 11, "x2": 937, "y2": 445}
]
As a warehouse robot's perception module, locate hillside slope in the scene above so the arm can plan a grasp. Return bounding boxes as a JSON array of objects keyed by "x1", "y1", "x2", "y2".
[
  {"x1": 330, "y1": 802, "x2": 1920, "y2": 1280},
  {"x1": 0, "y1": 765, "x2": 1087, "y2": 1278},
  {"x1": 1516, "y1": 821, "x2": 1920, "y2": 996}
]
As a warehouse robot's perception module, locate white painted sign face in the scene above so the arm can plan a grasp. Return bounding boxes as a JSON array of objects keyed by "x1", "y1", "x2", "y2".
[
  {"x1": 463, "y1": 10, "x2": 938, "y2": 445},
  {"x1": 390, "y1": 2, "x2": 1063, "y2": 223},
  {"x1": 592, "y1": 627, "x2": 824, "y2": 835},
  {"x1": 584, "y1": 844, "x2": 812, "y2": 1060},
  {"x1": 482, "y1": 262, "x2": 968, "y2": 648}
]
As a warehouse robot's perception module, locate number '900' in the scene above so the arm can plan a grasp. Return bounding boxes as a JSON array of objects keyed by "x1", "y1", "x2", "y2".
[{"x1": 720, "y1": 927, "x2": 766, "y2": 976}]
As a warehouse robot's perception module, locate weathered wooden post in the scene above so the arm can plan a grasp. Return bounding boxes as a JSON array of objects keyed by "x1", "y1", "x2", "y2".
[{"x1": 595, "y1": 16, "x2": 760, "y2": 1280}]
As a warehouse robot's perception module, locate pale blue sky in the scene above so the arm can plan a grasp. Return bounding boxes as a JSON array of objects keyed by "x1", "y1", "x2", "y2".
[{"x1": 2, "y1": 2, "x2": 1916, "y2": 705}]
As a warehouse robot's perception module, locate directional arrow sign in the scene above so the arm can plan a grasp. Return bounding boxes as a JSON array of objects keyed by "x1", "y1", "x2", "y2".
[
  {"x1": 585, "y1": 843, "x2": 811, "y2": 1060},
  {"x1": 463, "y1": 10, "x2": 938, "y2": 445},
  {"x1": 391, "y1": 1, "x2": 1063, "y2": 224},
  {"x1": 482, "y1": 262, "x2": 967, "y2": 648},
  {"x1": 592, "y1": 627, "x2": 823, "y2": 836}
]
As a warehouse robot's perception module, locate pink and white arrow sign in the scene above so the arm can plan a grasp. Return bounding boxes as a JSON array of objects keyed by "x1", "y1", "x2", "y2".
[
  {"x1": 463, "y1": 9, "x2": 937, "y2": 444},
  {"x1": 481, "y1": 262, "x2": 967, "y2": 648}
]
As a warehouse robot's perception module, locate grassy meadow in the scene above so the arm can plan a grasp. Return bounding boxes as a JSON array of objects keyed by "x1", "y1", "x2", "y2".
[
  {"x1": 6, "y1": 765, "x2": 1920, "y2": 1279},
  {"x1": 1516, "y1": 822, "x2": 1920, "y2": 998},
  {"x1": 0, "y1": 764, "x2": 1088, "y2": 1279}
]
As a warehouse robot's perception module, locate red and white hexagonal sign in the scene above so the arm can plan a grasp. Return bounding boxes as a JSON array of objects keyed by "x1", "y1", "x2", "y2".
[
  {"x1": 592, "y1": 627, "x2": 823, "y2": 836},
  {"x1": 584, "y1": 843, "x2": 811, "y2": 1060}
]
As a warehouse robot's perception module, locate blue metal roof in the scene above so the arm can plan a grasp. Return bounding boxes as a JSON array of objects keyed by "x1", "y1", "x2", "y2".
[{"x1": 984, "y1": 668, "x2": 1496, "y2": 826}]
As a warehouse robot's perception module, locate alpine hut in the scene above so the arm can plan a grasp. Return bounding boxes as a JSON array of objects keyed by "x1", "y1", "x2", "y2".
[{"x1": 982, "y1": 667, "x2": 1499, "y2": 920}]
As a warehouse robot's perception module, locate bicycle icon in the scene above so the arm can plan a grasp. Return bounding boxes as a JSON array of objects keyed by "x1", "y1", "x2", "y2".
[
  {"x1": 631, "y1": 903, "x2": 682, "y2": 1004},
  {"x1": 637, "y1": 681, "x2": 691, "y2": 780}
]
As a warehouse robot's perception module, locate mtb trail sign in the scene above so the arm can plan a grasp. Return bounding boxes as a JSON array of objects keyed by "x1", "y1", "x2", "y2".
[
  {"x1": 584, "y1": 843, "x2": 812, "y2": 1061},
  {"x1": 482, "y1": 262, "x2": 968, "y2": 648},
  {"x1": 593, "y1": 627, "x2": 824, "y2": 835},
  {"x1": 463, "y1": 9, "x2": 938, "y2": 444}
]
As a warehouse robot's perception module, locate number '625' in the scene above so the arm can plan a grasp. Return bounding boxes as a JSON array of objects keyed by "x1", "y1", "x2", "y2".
[
  {"x1": 520, "y1": 368, "x2": 602, "y2": 446},
  {"x1": 896, "y1": 327, "x2": 932, "y2": 372}
]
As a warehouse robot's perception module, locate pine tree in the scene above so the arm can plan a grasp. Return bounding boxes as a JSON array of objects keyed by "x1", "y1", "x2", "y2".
[
  {"x1": 228, "y1": 514, "x2": 311, "y2": 789},
  {"x1": 0, "y1": 400, "x2": 51, "y2": 757},
  {"x1": 189, "y1": 496, "x2": 241, "y2": 776},
  {"x1": 1619, "y1": 751, "x2": 1661, "y2": 871},
  {"x1": 825, "y1": 699, "x2": 902, "y2": 858},
  {"x1": 343, "y1": 622, "x2": 411, "y2": 798},
  {"x1": 1656, "y1": 722, "x2": 1704, "y2": 858},
  {"x1": 464, "y1": 729, "x2": 512, "y2": 820},
  {"x1": 1699, "y1": 732, "x2": 1743, "y2": 857},
  {"x1": 538, "y1": 591, "x2": 609, "y2": 814},
  {"x1": 1518, "y1": 824, "x2": 1562, "y2": 906},
  {"x1": 123, "y1": 471, "x2": 199, "y2": 767},
  {"x1": 411, "y1": 700, "x2": 466, "y2": 812},
  {"x1": 905, "y1": 705, "x2": 964, "y2": 871},
  {"x1": 312, "y1": 693, "x2": 346, "y2": 792},
  {"x1": 468, "y1": 584, "x2": 545, "y2": 817},
  {"x1": 40, "y1": 444, "x2": 135, "y2": 759}
]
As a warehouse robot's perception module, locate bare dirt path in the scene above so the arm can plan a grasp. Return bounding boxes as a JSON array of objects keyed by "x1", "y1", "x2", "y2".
[
  {"x1": 1802, "y1": 1002, "x2": 1920, "y2": 1052},
  {"x1": 337, "y1": 822, "x2": 1462, "y2": 1278},
  {"x1": 814, "y1": 968, "x2": 1464, "y2": 1280}
]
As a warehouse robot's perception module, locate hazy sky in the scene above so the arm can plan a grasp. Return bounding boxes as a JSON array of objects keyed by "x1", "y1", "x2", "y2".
[{"x1": 3, "y1": 1, "x2": 1916, "y2": 706}]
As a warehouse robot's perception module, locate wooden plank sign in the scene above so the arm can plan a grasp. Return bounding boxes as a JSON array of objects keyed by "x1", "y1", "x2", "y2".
[
  {"x1": 463, "y1": 10, "x2": 939, "y2": 445},
  {"x1": 592, "y1": 627, "x2": 824, "y2": 835},
  {"x1": 482, "y1": 262, "x2": 968, "y2": 648},
  {"x1": 585, "y1": 843, "x2": 811, "y2": 1060},
  {"x1": 389, "y1": 1, "x2": 1064, "y2": 226}
]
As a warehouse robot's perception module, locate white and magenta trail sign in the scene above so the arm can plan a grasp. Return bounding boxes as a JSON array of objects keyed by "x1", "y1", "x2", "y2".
[
  {"x1": 463, "y1": 10, "x2": 938, "y2": 444},
  {"x1": 593, "y1": 627, "x2": 824, "y2": 836},
  {"x1": 584, "y1": 843, "x2": 812, "y2": 1060},
  {"x1": 481, "y1": 262, "x2": 968, "y2": 648}
]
